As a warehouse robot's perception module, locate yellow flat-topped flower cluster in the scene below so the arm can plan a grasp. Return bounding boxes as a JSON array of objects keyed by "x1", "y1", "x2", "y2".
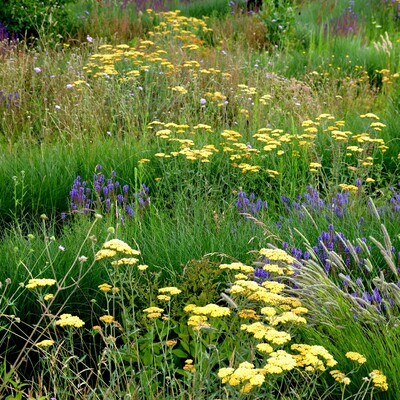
[
  {"x1": 95, "y1": 239, "x2": 142, "y2": 270},
  {"x1": 25, "y1": 278, "x2": 56, "y2": 289},
  {"x1": 56, "y1": 313, "x2": 85, "y2": 328}
]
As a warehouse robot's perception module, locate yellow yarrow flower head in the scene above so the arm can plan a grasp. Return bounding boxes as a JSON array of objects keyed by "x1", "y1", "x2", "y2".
[
  {"x1": 26, "y1": 278, "x2": 56, "y2": 289},
  {"x1": 143, "y1": 306, "x2": 164, "y2": 314},
  {"x1": 187, "y1": 315, "x2": 210, "y2": 330},
  {"x1": 369, "y1": 370, "x2": 388, "y2": 391},
  {"x1": 99, "y1": 315, "x2": 114, "y2": 324},
  {"x1": 266, "y1": 350, "x2": 297, "y2": 372},
  {"x1": 111, "y1": 257, "x2": 139, "y2": 266},
  {"x1": 43, "y1": 294, "x2": 54, "y2": 301},
  {"x1": 345, "y1": 351, "x2": 367, "y2": 364},
  {"x1": 330, "y1": 370, "x2": 351, "y2": 385},
  {"x1": 157, "y1": 294, "x2": 171, "y2": 301},
  {"x1": 35, "y1": 339, "x2": 55, "y2": 348},
  {"x1": 191, "y1": 303, "x2": 231, "y2": 317},
  {"x1": 158, "y1": 286, "x2": 182, "y2": 295},
  {"x1": 238, "y1": 309, "x2": 259, "y2": 320},
  {"x1": 95, "y1": 239, "x2": 140, "y2": 260},
  {"x1": 56, "y1": 314, "x2": 85, "y2": 328},
  {"x1": 98, "y1": 283, "x2": 112, "y2": 292}
]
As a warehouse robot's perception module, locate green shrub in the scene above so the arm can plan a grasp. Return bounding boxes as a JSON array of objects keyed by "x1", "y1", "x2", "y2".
[
  {"x1": 0, "y1": 0, "x2": 74, "y2": 39},
  {"x1": 258, "y1": 0, "x2": 297, "y2": 48}
]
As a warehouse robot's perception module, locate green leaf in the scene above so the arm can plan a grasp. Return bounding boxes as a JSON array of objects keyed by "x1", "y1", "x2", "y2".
[{"x1": 172, "y1": 348, "x2": 188, "y2": 358}]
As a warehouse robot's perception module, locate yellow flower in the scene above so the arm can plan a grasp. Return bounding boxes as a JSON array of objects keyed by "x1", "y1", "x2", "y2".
[
  {"x1": 102, "y1": 239, "x2": 140, "y2": 255},
  {"x1": 43, "y1": 294, "x2": 54, "y2": 301},
  {"x1": 369, "y1": 370, "x2": 388, "y2": 391},
  {"x1": 260, "y1": 307, "x2": 276, "y2": 317},
  {"x1": 187, "y1": 315, "x2": 210, "y2": 330},
  {"x1": 26, "y1": 278, "x2": 56, "y2": 289},
  {"x1": 165, "y1": 339, "x2": 177, "y2": 347},
  {"x1": 56, "y1": 314, "x2": 85, "y2": 328},
  {"x1": 183, "y1": 304, "x2": 197, "y2": 313},
  {"x1": 98, "y1": 283, "x2": 112, "y2": 292},
  {"x1": 94, "y1": 249, "x2": 117, "y2": 260},
  {"x1": 183, "y1": 359, "x2": 196, "y2": 372},
  {"x1": 238, "y1": 309, "x2": 259, "y2": 320},
  {"x1": 345, "y1": 351, "x2": 367, "y2": 364},
  {"x1": 158, "y1": 286, "x2": 182, "y2": 295},
  {"x1": 218, "y1": 367, "x2": 235, "y2": 382},
  {"x1": 99, "y1": 315, "x2": 114, "y2": 324},
  {"x1": 143, "y1": 306, "x2": 164, "y2": 314},
  {"x1": 256, "y1": 343, "x2": 273, "y2": 354},
  {"x1": 266, "y1": 350, "x2": 297, "y2": 372},
  {"x1": 157, "y1": 295, "x2": 171, "y2": 301},
  {"x1": 259, "y1": 248, "x2": 295, "y2": 264},
  {"x1": 360, "y1": 113, "x2": 380, "y2": 119},
  {"x1": 137, "y1": 264, "x2": 149, "y2": 271},
  {"x1": 191, "y1": 303, "x2": 231, "y2": 317},
  {"x1": 219, "y1": 262, "x2": 253, "y2": 273},
  {"x1": 111, "y1": 257, "x2": 139, "y2": 266},
  {"x1": 147, "y1": 312, "x2": 162, "y2": 319},
  {"x1": 35, "y1": 339, "x2": 55, "y2": 348},
  {"x1": 330, "y1": 370, "x2": 351, "y2": 385}
]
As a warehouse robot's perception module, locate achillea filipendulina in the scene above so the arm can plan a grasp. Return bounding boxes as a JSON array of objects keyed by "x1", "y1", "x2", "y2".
[
  {"x1": 95, "y1": 239, "x2": 140, "y2": 260},
  {"x1": 265, "y1": 350, "x2": 297, "y2": 373},
  {"x1": 158, "y1": 286, "x2": 182, "y2": 295},
  {"x1": 369, "y1": 370, "x2": 388, "y2": 391},
  {"x1": 219, "y1": 262, "x2": 254, "y2": 273},
  {"x1": 259, "y1": 248, "x2": 295, "y2": 264},
  {"x1": 99, "y1": 315, "x2": 114, "y2": 324},
  {"x1": 191, "y1": 303, "x2": 231, "y2": 317},
  {"x1": 35, "y1": 339, "x2": 55, "y2": 348},
  {"x1": 238, "y1": 309, "x2": 259, "y2": 320},
  {"x1": 143, "y1": 306, "x2": 164, "y2": 319},
  {"x1": 111, "y1": 257, "x2": 139, "y2": 266},
  {"x1": 330, "y1": 370, "x2": 351, "y2": 385},
  {"x1": 25, "y1": 278, "x2": 56, "y2": 289},
  {"x1": 98, "y1": 283, "x2": 112, "y2": 292},
  {"x1": 345, "y1": 351, "x2": 367, "y2": 364},
  {"x1": 291, "y1": 344, "x2": 337, "y2": 371},
  {"x1": 218, "y1": 362, "x2": 265, "y2": 393},
  {"x1": 187, "y1": 315, "x2": 210, "y2": 330},
  {"x1": 56, "y1": 314, "x2": 85, "y2": 328},
  {"x1": 241, "y1": 322, "x2": 291, "y2": 345}
]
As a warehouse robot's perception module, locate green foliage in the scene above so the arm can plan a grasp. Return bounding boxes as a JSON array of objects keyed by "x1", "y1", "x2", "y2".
[
  {"x1": 258, "y1": 0, "x2": 297, "y2": 48},
  {"x1": 0, "y1": 0, "x2": 74, "y2": 39}
]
